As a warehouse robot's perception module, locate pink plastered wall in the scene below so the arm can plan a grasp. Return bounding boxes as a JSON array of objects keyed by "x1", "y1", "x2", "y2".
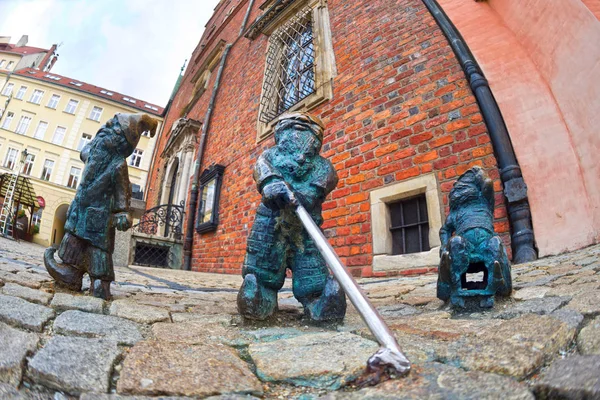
[{"x1": 437, "y1": 0, "x2": 600, "y2": 256}]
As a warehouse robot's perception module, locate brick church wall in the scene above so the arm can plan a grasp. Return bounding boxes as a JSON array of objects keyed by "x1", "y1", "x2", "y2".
[{"x1": 147, "y1": 0, "x2": 510, "y2": 277}]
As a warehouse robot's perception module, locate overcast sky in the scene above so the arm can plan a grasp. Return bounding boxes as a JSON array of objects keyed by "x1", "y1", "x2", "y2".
[{"x1": 0, "y1": 0, "x2": 221, "y2": 106}]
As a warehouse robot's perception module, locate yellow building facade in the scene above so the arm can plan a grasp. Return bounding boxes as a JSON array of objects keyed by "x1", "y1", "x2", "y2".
[{"x1": 0, "y1": 68, "x2": 163, "y2": 247}]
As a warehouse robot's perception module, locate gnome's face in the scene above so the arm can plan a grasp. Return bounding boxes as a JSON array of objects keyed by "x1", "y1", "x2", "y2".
[
  {"x1": 449, "y1": 172, "x2": 482, "y2": 208},
  {"x1": 277, "y1": 121, "x2": 321, "y2": 178}
]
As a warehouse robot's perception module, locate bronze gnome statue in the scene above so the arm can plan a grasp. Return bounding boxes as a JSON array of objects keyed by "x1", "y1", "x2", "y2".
[
  {"x1": 44, "y1": 113, "x2": 158, "y2": 300},
  {"x1": 437, "y1": 166, "x2": 512, "y2": 308},
  {"x1": 238, "y1": 112, "x2": 347, "y2": 321}
]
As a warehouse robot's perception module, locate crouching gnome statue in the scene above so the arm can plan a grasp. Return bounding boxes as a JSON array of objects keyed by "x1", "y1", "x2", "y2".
[
  {"x1": 437, "y1": 166, "x2": 512, "y2": 308},
  {"x1": 238, "y1": 112, "x2": 347, "y2": 321},
  {"x1": 44, "y1": 113, "x2": 158, "y2": 300}
]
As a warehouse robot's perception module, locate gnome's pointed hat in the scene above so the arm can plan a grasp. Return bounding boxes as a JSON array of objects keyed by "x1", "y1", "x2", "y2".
[{"x1": 116, "y1": 113, "x2": 159, "y2": 147}]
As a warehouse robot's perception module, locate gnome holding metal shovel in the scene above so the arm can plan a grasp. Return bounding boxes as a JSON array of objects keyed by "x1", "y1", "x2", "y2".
[
  {"x1": 45, "y1": 113, "x2": 158, "y2": 300},
  {"x1": 239, "y1": 111, "x2": 410, "y2": 381}
]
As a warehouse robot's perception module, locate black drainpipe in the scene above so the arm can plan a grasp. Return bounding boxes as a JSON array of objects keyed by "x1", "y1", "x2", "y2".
[
  {"x1": 183, "y1": 44, "x2": 232, "y2": 271},
  {"x1": 422, "y1": 0, "x2": 537, "y2": 263}
]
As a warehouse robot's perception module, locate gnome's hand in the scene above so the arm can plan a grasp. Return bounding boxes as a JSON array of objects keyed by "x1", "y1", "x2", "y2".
[
  {"x1": 262, "y1": 181, "x2": 297, "y2": 210},
  {"x1": 114, "y1": 212, "x2": 132, "y2": 231}
]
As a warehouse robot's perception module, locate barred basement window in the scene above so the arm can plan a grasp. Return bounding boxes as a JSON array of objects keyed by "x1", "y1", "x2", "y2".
[
  {"x1": 260, "y1": 7, "x2": 315, "y2": 122},
  {"x1": 388, "y1": 194, "x2": 430, "y2": 255}
]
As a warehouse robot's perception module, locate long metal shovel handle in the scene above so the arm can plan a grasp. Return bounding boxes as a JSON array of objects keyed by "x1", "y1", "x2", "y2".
[{"x1": 294, "y1": 203, "x2": 411, "y2": 379}]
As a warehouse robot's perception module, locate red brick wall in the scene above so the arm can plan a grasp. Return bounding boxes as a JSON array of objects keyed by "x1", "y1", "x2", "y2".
[{"x1": 147, "y1": 0, "x2": 510, "y2": 277}]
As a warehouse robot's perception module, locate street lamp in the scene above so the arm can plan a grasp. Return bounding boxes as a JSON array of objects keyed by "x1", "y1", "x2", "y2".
[{"x1": 19, "y1": 149, "x2": 29, "y2": 166}]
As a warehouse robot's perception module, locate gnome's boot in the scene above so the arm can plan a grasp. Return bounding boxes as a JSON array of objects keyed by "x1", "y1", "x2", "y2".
[
  {"x1": 303, "y1": 276, "x2": 347, "y2": 322},
  {"x1": 237, "y1": 273, "x2": 278, "y2": 320},
  {"x1": 44, "y1": 247, "x2": 84, "y2": 291},
  {"x1": 90, "y1": 278, "x2": 112, "y2": 301}
]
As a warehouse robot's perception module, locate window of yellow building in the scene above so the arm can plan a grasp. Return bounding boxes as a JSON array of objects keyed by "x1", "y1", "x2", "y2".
[
  {"x1": 51, "y1": 126, "x2": 67, "y2": 145},
  {"x1": 47, "y1": 94, "x2": 61, "y2": 109},
  {"x1": 129, "y1": 148, "x2": 143, "y2": 168},
  {"x1": 77, "y1": 133, "x2": 92, "y2": 151},
  {"x1": 21, "y1": 153, "x2": 35, "y2": 175},
  {"x1": 6, "y1": 61, "x2": 14, "y2": 70},
  {"x1": 2, "y1": 112, "x2": 14, "y2": 130},
  {"x1": 89, "y1": 106, "x2": 103, "y2": 122},
  {"x1": 67, "y1": 166, "x2": 81, "y2": 189},
  {"x1": 0, "y1": 60, "x2": 5, "y2": 69},
  {"x1": 15, "y1": 86, "x2": 27, "y2": 100},
  {"x1": 2, "y1": 83, "x2": 14, "y2": 96},
  {"x1": 15, "y1": 115, "x2": 32, "y2": 135},
  {"x1": 41, "y1": 159, "x2": 54, "y2": 181},
  {"x1": 4, "y1": 148, "x2": 18, "y2": 170},
  {"x1": 65, "y1": 99, "x2": 78, "y2": 114},
  {"x1": 30, "y1": 89, "x2": 44, "y2": 105},
  {"x1": 33, "y1": 121, "x2": 48, "y2": 140}
]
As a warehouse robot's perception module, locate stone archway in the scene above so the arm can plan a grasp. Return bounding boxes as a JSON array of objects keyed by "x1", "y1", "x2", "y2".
[{"x1": 51, "y1": 203, "x2": 69, "y2": 245}]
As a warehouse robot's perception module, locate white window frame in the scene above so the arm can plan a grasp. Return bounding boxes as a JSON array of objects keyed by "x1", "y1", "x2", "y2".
[
  {"x1": 51, "y1": 126, "x2": 67, "y2": 145},
  {"x1": 3, "y1": 147, "x2": 18, "y2": 170},
  {"x1": 41, "y1": 159, "x2": 54, "y2": 181},
  {"x1": 21, "y1": 153, "x2": 35, "y2": 175},
  {"x1": 256, "y1": 0, "x2": 336, "y2": 141},
  {"x1": 67, "y1": 166, "x2": 82, "y2": 189},
  {"x1": 64, "y1": 99, "x2": 79, "y2": 114},
  {"x1": 29, "y1": 89, "x2": 44, "y2": 105},
  {"x1": 15, "y1": 86, "x2": 27, "y2": 100},
  {"x1": 77, "y1": 133, "x2": 92, "y2": 151},
  {"x1": 0, "y1": 60, "x2": 5, "y2": 69},
  {"x1": 129, "y1": 148, "x2": 143, "y2": 168},
  {"x1": 6, "y1": 61, "x2": 14, "y2": 70},
  {"x1": 369, "y1": 174, "x2": 444, "y2": 272},
  {"x1": 89, "y1": 106, "x2": 103, "y2": 122},
  {"x1": 15, "y1": 115, "x2": 32, "y2": 135},
  {"x1": 2, "y1": 112, "x2": 14, "y2": 130},
  {"x1": 33, "y1": 121, "x2": 48, "y2": 140},
  {"x1": 47, "y1": 94, "x2": 61, "y2": 109},
  {"x1": 2, "y1": 82, "x2": 14, "y2": 96}
]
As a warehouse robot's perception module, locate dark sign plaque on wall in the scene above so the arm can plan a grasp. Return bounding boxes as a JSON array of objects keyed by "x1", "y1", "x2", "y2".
[{"x1": 195, "y1": 164, "x2": 225, "y2": 233}]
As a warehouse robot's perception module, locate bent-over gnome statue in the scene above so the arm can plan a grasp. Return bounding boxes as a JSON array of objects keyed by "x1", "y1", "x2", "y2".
[
  {"x1": 238, "y1": 112, "x2": 347, "y2": 321},
  {"x1": 437, "y1": 166, "x2": 512, "y2": 308},
  {"x1": 44, "y1": 113, "x2": 158, "y2": 300}
]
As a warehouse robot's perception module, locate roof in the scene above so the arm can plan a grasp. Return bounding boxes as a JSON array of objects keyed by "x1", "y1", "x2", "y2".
[
  {"x1": 12, "y1": 68, "x2": 165, "y2": 116},
  {"x1": 0, "y1": 44, "x2": 49, "y2": 55},
  {"x1": 0, "y1": 174, "x2": 40, "y2": 208}
]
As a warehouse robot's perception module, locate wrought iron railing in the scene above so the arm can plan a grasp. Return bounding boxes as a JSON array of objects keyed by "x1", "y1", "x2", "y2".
[{"x1": 131, "y1": 202, "x2": 185, "y2": 240}]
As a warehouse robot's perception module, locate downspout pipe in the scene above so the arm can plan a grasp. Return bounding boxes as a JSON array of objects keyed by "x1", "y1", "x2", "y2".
[
  {"x1": 183, "y1": 43, "x2": 232, "y2": 271},
  {"x1": 422, "y1": 0, "x2": 537, "y2": 263}
]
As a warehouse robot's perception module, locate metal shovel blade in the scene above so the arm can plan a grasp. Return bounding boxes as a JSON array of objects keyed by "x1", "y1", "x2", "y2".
[{"x1": 294, "y1": 204, "x2": 411, "y2": 382}]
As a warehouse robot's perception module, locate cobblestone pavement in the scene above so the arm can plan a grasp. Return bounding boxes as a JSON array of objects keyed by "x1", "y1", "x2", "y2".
[{"x1": 0, "y1": 237, "x2": 599, "y2": 399}]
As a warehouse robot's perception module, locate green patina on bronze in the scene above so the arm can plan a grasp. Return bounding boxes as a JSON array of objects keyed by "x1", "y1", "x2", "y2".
[
  {"x1": 44, "y1": 113, "x2": 158, "y2": 300},
  {"x1": 238, "y1": 112, "x2": 347, "y2": 322},
  {"x1": 437, "y1": 166, "x2": 512, "y2": 308}
]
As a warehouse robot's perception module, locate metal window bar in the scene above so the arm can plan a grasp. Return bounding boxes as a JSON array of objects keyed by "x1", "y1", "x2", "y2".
[
  {"x1": 389, "y1": 195, "x2": 430, "y2": 255},
  {"x1": 259, "y1": 7, "x2": 316, "y2": 123}
]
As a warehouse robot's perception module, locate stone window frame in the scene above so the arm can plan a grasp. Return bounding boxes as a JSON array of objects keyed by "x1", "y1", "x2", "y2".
[
  {"x1": 255, "y1": 0, "x2": 336, "y2": 141},
  {"x1": 370, "y1": 174, "x2": 444, "y2": 272},
  {"x1": 195, "y1": 164, "x2": 226, "y2": 234}
]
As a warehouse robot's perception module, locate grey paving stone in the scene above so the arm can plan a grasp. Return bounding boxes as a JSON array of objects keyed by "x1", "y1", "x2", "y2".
[
  {"x1": 512, "y1": 286, "x2": 550, "y2": 301},
  {"x1": 565, "y1": 289, "x2": 600, "y2": 316},
  {"x1": 1, "y1": 283, "x2": 53, "y2": 305},
  {"x1": 81, "y1": 394, "x2": 194, "y2": 400},
  {"x1": 53, "y1": 310, "x2": 143, "y2": 345},
  {"x1": 109, "y1": 300, "x2": 170, "y2": 324},
  {"x1": 549, "y1": 308, "x2": 584, "y2": 329},
  {"x1": 0, "y1": 271, "x2": 50, "y2": 289},
  {"x1": 446, "y1": 314, "x2": 575, "y2": 379},
  {"x1": 534, "y1": 355, "x2": 600, "y2": 399},
  {"x1": 50, "y1": 293, "x2": 104, "y2": 314},
  {"x1": 377, "y1": 303, "x2": 421, "y2": 317},
  {"x1": 0, "y1": 322, "x2": 39, "y2": 386},
  {"x1": 248, "y1": 332, "x2": 379, "y2": 390},
  {"x1": 117, "y1": 340, "x2": 262, "y2": 397},
  {"x1": 0, "y1": 383, "x2": 54, "y2": 400},
  {"x1": 27, "y1": 336, "x2": 120, "y2": 395},
  {"x1": 577, "y1": 316, "x2": 600, "y2": 355},
  {"x1": 0, "y1": 294, "x2": 55, "y2": 332},
  {"x1": 495, "y1": 296, "x2": 571, "y2": 319},
  {"x1": 319, "y1": 362, "x2": 534, "y2": 399}
]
